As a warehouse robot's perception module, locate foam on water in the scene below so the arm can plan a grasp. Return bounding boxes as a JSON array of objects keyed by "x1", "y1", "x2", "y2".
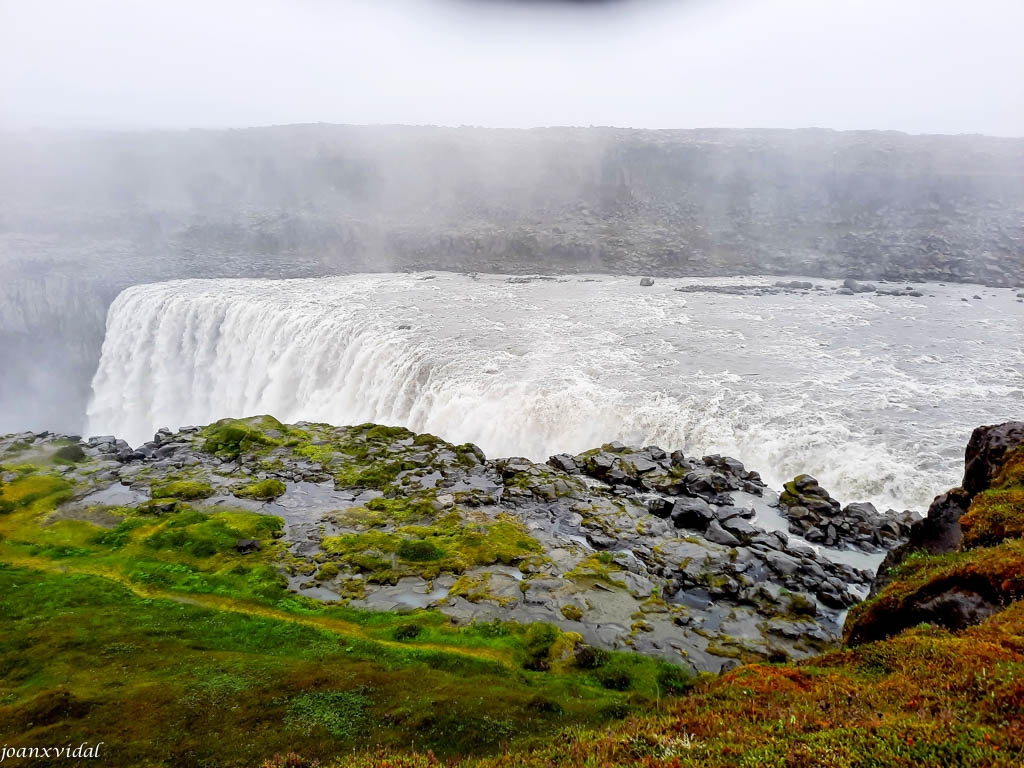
[{"x1": 87, "y1": 273, "x2": 1024, "y2": 511}]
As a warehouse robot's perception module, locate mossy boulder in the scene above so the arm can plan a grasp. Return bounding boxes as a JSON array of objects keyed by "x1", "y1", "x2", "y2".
[
  {"x1": 52, "y1": 444, "x2": 87, "y2": 463},
  {"x1": 150, "y1": 480, "x2": 215, "y2": 500},
  {"x1": 201, "y1": 416, "x2": 284, "y2": 458},
  {"x1": 845, "y1": 539, "x2": 1024, "y2": 645},
  {"x1": 851, "y1": 424, "x2": 1024, "y2": 645},
  {"x1": 233, "y1": 478, "x2": 287, "y2": 501},
  {"x1": 960, "y1": 486, "x2": 1024, "y2": 549}
]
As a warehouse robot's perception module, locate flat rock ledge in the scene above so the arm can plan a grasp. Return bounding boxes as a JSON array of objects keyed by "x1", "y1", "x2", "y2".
[{"x1": 2, "y1": 420, "x2": 912, "y2": 674}]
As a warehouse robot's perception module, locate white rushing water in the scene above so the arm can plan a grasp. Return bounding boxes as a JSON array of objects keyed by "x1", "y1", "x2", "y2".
[{"x1": 87, "y1": 273, "x2": 1024, "y2": 512}]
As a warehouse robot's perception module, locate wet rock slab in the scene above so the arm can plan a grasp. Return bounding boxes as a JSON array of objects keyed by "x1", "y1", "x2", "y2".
[{"x1": 3, "y1": 420, "x2": 905, "y2": 673}]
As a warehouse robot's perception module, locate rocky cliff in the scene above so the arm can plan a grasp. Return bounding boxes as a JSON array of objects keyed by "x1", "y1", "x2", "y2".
[
  {"x1": 3, "y1": 125, "x2": 1022, "y2": 435},
  {"x1": 1, "y1": 416, "x2": 905, "y2": 674},
  {"x1": 846, "y1": 420, "x2": 1024, "y2": 644},
  {"x1": 3, "y1": 125, "x2": 1023, "y2": 285},
  {"x1": 4, "y1": 418, "x2": 1023, "y2": 766}
]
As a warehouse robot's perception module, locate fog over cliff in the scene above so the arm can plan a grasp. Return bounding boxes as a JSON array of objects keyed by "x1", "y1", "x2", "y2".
[
  {"x1": 1, "y1": 124, "x2": 1023, "y2": 436},
  {"x1": 1, "y1": 1, "x2": 1022, "y2": 439}
]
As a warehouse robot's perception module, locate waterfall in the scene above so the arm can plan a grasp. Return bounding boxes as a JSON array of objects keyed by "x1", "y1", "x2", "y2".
[{"x1": 87, "y1": 273, "x2": 1024, "y2": 512}]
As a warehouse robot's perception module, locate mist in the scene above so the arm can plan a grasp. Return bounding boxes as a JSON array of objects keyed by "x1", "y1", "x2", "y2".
[
  {"x1": 2, "y1": 0, "x2": 1023, "y2": 135},
  {"x1": 4, "y1": 2, "x2": 1024, "y2": 756},
  {"x1": 1, "y1": 1, "x2": 1022, "y2": 437}
]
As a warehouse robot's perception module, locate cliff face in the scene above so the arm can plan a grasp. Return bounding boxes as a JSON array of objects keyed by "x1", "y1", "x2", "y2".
[
  {"x1": 2, "y1": 125, "x2": 1022, "y2": 434},
  {"x1": 2, "y1": 125, "x2": 1022, "y2": 285}
]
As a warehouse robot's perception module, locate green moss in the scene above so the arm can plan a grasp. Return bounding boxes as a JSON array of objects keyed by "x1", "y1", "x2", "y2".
[
  {"x1": 143, "y1": 511, "x2": 258, "y2": 559},
  {"x1": 412, "y1": 432, "x2": 443, "y2": 447},
  {"x1": 151, "y1": 479, "x2": 216, "y2": 500},
  {"x1": 366, "y1": 425, "x2": 412, "y2": 441},
  {"x1": 449, "y1": 573, "x2": 510, "y2": 606},
  {"x1": 0, "y1": 473, "x2": 73, "y2": 514},
  {"x1": 334, "y1": 460, "x2": 407, "y2": 490},
  {"x1": 234, "y1": 478, "x2": 287, "y2": 500},
  {"x1": 321, "y1": 512, "x2": 543, "y2": 582},
  {"x1": 316, "y1": 562, "x2": 340, "y2": 580},
  {"x1": 52, "y1": 444, "x2": 87, "y2": 464},
  {"x1": 560, "y1": 604, "x2": 584, "y2": 621},
  {"x1": 960, "y1": 487, "x2": 1024, "y2": 549},
  {"x1": 397, "y1": 538, "x2": 446, "y2": 562},
  {"x1": 201, "y1": 416, "x2": 284, "y2": 458},
  {"x1": 363, "y1": 496, "x2": 435, "y2": 522},
  {"x1": 565, "y1": 552, "x2": 625, "y2": 587},
  {"x1": 294, "y1": 443, "x2": 336, "y2": 465},
  {"x1": 993, "y1": 445, "x2": 1024, "y2": 489}
]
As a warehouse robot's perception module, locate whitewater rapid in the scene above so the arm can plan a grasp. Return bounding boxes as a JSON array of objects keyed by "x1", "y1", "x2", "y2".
[{"x1": 87, "y1": 273, "x2": 1024, "y2": 512}]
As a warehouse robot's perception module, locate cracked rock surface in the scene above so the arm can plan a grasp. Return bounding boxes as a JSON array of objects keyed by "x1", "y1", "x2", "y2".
[{"x1": 2, "y1": 416, "x2": 903, "y2": 673}]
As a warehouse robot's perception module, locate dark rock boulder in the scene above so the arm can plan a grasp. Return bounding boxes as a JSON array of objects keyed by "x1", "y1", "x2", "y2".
[
  {"x1": 780, "y1": 475, "x2": 913, "y2": 553},
  {"x1": 963, "y1": 421, "x2": 1024, "y2": 496},
  {"x1": 852, "y1": 420, "x2": 1024, "y2": 644},
  {"x1": 720, "y1": 516, "x2": 758, "y2": 543},
  {"x1": 647, "y1": 497, "x2": 674, "y2": 519},
  {"x1": 848, "y1": 570, "x2": 1008, "y2": 646},
  {"x1": 872, "y1": 422, "x2": 1024, "y2": 592},
  {"x1": 872, "y1": 488, "x2": 970, "y2": 594},
  {"x1": 842, "y1": 278, "x2": 877, "y2": 293},
  {"x1": 547, "y1": 453, "x2": 581, "y2": 474},
  {"x1": 670, "y1": 497, "x2": 715, "y2": 531},
  {"x1": 705, "y1": 519, "x2": 740, "y2": 547}
]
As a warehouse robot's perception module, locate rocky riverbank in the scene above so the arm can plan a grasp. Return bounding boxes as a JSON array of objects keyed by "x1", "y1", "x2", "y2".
[
  {"x1": 2, "y1": 416, "x2": 914, "y2": 673},
  {"x1": 4, "y1": 417, "x2": 1024, "y2": 766}
]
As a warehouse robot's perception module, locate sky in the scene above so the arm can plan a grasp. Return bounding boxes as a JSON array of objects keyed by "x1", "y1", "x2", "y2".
[{"x1": 1, "y1": 0, "x2": 1022, "y2": 136}]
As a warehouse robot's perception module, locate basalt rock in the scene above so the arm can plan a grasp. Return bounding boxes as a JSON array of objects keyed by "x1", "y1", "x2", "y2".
[
  {"x1": 963, "y1": 421, "x2": 1024, "y2": 496},
  {"x1": 849, "y1": 421, "x2": 1024, "y2": 644},
  {"x1": 3, "y1": 420, "x2": 894, "y2": 673},
  {"x1": 873, "y1": 421, "x2": 1024, "y2": 592},
  {"x1": 778, "y1": 475, "x2": 914, "y2": 552}
]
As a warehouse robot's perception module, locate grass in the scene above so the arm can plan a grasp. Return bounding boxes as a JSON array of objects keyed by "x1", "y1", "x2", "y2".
[
  {"x1": 4, "y1": 418, "x2": 1023, "y2": 767},
  {"x1": 320, "y1": 511, "x2": 545, "y2": 583},
  {"x1": 150, "y1": 479, "x2": 216, "y2": 500},
  {"x1": 0, "y1": 565, "x2": 681, "y2": 766},
  {"x1": 0, "y1": 449, "x2": 688, "y2": 767},
  {"x1": 309, "y1": 601, "x2": 1024, "y2": 768},
  {"x1": 0, "y1": 472, "x2": 73, "y2": 515}
]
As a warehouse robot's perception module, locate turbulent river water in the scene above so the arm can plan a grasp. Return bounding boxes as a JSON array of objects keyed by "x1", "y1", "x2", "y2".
[{"x1": 86, "y1": 273, "x2": 1024, "y2": 512}]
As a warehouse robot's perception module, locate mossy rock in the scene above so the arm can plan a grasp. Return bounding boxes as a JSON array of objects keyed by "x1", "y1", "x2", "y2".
[
  {"x1": 233, "y1": 478, "x2": 287, "y2": 501},
  {"x1": 365, "y1": 425, "x2": 413, "y2": 441},
  {"x1": 316, "y1": 562, "x2": 340, "y2": 580},
  {"x1": 960, "y1": 487, "x2": 1024, "y2": 549},
  {"x1": 150, "y1": 480, "x2": 215, "y2": 500},
  {"x1": 560, "y1": 604, "x2": 584, "y2": 622},
  {"x1": 397, "y1": 538, "x2": 446, "y2": 562},
  {"x1": 52, "y1": 444, "x2": 87, "y2": 464},
  {"x1": 201, "y1": 416, "x2": 284, "y2": 458},
  {"x1": 845, "y1": 539, "x2": 1024, "y2": 645}
]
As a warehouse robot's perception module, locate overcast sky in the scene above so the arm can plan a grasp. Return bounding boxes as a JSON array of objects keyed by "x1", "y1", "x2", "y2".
[{"x1": 1, "y1": 0, "x2": 1022, "y2": 136}]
